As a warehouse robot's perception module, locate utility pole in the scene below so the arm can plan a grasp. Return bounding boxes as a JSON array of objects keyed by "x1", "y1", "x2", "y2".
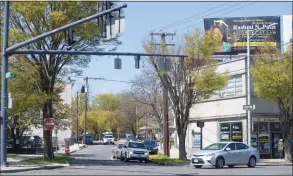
[
  {"x1": 76, "y1": 91, "x2": 79, "y2": 143},
  {"x1": 84, "y1": 77, "x2": 89, "y2": 144},
  {"x1": 136, "y1": 102, "x2": 139, "y2": 138},
  {"x1": 150, "y1": 31, "x2": 175, "y2": 157}
]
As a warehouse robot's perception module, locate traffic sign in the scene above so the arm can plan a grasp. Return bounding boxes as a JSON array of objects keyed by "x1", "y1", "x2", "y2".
[
  {"x1": 243, "y1": 105, "x2": 255, "y2": 111},
  {"x1": 44, "y1": 118, "x2": 55, "y2": 130},
  {"x1": 6, "y1": 72, "x2": 16, "y2": 79}
]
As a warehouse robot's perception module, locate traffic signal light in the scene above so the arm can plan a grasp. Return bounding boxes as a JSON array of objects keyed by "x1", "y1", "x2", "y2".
[
  {"x1": 134, "y1": 56, "x2": 140, "y2": 69},
  {"x1": 81, "y1": 85, "x2": 85, "y2": 93},
  {"x1": 67, "y1": 28, "x2": 76, "y2": 46},
  {"x1": 114, "y1": 57, "x2": 122, "y2": 69}
]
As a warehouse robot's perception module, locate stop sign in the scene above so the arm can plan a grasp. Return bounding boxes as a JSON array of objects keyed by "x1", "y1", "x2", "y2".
[{"x1": 44, "y1": 118, "x2": 55, "y2": 130}]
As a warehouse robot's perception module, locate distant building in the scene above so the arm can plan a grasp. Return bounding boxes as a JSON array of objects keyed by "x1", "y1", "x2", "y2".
[{"x1": 24, "y1": 82, "x2": 74, "y2": 146}]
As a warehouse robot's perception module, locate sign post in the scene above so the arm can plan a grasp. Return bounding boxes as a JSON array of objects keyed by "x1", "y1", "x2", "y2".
[{"x1": 197, "y1": 121, "x2": 204, "y2": 150}]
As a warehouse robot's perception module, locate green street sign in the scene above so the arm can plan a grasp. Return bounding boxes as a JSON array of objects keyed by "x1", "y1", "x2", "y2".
[{"x1": 6, "y1": 72, "x2": 16, "y2": 79}]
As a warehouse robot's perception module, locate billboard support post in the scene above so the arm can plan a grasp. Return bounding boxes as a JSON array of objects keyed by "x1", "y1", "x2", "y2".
[{"x1": 247, "y1": 29, "x2": 251, "y2": 146}]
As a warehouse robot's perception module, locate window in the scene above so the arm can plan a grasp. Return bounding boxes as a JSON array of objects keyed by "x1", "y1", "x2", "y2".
[
  {"x1": 203, "y1": 143, "x2": 228, "y2": 150},
  {"x1": 220, "y1": 122, "x2": 243, "y2": 142},
  {"x1": 219, "y1": 74, "x2": 244, "y2": 98},
  {"x1": 236, "y1": 143, "x2": 249, "y2": 150},
  {"x1": 226, "y1": 143, "x2": 236, "y2": 150}
]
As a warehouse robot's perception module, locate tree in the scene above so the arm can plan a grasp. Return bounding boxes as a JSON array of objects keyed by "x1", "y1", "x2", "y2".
[
  {"x1": 117, "y1": 91, "x2": 148, "y2": 136},
  {"x1": 251, "y1": 44, "x2": 293, "y2": 161},
  {"x1": 130, "y1": 69, "x2": 164, "y2": 147},
  {"x1": 7, "y1": 58, "x2": 49, "y2": 149},
  {"x1": 93, "y1": 94, "x2": 120, "y2": 111},
  {"x1": 79, "y1": 109, "x2": 114, "y2": 136},
  {"x1": 6, "y1": 1, "x2": 121, "y2": 159},
  {"x1": 143, "y1": 30, "x2": 228, "y2": 159}
]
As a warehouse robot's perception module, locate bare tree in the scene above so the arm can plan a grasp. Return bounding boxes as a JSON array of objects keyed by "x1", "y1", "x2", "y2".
[{"x1": 143, "y1": 31, "x2": 228, "y2": 159}]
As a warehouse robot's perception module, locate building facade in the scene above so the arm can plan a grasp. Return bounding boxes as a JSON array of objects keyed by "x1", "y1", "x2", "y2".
[
  {"x1": 173, "y1": 54, "x2": 281, "y2": 159},
  {"x1": 25, "y1": 82, "x2": 74, "y2": 146}
]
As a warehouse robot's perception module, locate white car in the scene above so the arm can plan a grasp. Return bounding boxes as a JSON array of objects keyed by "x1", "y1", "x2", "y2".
[
  {"x1": 120, "y1": 141, "x2": 149, "y2": 163},
  {"x1": 191, "y1": 142, "x2": 260, "y2": 169},
  {"x1": 112, "y1": 143, "x2": 124, "y2": 159},
  {"x1": 103, "y1": 135, "x2": 115, "y2": 145}
]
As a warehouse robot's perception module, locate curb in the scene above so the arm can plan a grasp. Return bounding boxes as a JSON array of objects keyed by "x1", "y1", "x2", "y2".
[
  {"x1": 257, "y1": 163, "x2": 293, "y2": 166},
  {"x1": 149, "y1": 160, "x2": 189, "y2": 166},
  {"x1": 0, "y1": 164, "x2": 68, "y2": 173}
]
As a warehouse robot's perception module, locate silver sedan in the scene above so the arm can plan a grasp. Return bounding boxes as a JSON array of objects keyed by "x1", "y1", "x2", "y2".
[{"x1": 191, "y1": 142, "x2": 260, "y2": 169}]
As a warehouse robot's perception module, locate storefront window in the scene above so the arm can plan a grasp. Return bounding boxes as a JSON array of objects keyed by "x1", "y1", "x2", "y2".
[
  {"x1": 231, "y1": 122, "x2": 243, "y2": 142},
  {"x1": 220, "y1": 122, "x2": 243, "y2": 142},
  {"x1": 220, "y1": 123, "x2": 230, "y2": 142},
  {"x1": 251, "y1": 134, "x2": 258, "y2": 149},
  {"x1": 270, "y1": 122, "x2": 281, "y2": 131},
  {"x1": 259, "y1": 122, "x2": 269, "y2": 133},
  {"x1": 259, "y1": 134, "x2": 270, "y2": 153},
  {"x1": 252, "y1": 121, "x2": 258, "y2": 132}
]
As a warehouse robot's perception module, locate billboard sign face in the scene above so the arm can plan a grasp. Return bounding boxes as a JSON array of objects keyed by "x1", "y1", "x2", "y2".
[{"x1": 204, "y1": 16, "x2": 281, "y2": 53}]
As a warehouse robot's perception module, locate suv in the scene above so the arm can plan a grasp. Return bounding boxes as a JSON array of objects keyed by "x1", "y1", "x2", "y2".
[
  {"x1": 120, "y1": 141, "x2": 149, "y2": 163},
  {"x1": 103, "y1": 135, "x2": 115, "y2": 145},
  {"x1": 22, "y1": 135, "x2": 42, "y2": 148}
]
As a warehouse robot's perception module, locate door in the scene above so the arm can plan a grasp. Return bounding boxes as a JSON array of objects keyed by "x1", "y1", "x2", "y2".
[
  {"x1": 236, "y1": 143, "x2": 250, "y2": 164},
  {"x1": 224, "y1": 143, "x2": 237, "y2": 165},
  {"x1": 272, "y1": 133, "x2": 282, "y2": 159}
]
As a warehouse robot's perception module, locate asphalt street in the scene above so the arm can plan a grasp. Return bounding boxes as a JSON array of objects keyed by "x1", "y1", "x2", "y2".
[{"x1": 3, "y1": 141, "x2": 293, "y2": 175}]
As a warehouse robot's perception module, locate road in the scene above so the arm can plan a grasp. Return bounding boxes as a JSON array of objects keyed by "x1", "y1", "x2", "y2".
[{"x1": 3, "y1": 141, "x2": 293, "y2": 175}]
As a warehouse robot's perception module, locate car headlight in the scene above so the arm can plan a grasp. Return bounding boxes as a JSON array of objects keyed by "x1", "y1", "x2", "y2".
[
  {"x1": 153, "y1": 147, "x2": 158, "y2": 150},
  {"x1": 145, "y1": 151, "x2": 149, "y2": 155},
  {"x1": 128, "y1": 149, "x2": 133, "y2": 154},
  {"x1": 206, "y1": 153, "x2": 215, "y2": 157}
]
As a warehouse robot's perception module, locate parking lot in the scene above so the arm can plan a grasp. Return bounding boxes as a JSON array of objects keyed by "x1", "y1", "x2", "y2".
[{"x1": 4, "y1": 141, "x2": 292, "y2": 175}]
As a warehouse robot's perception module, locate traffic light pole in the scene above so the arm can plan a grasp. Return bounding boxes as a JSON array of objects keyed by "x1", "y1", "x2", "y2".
[
  {"x1": 76, "y1": 91, "x2": 79, "y2": 144},
  {"x1": 84, "y1": 77, "x2": 88, "y2": 144}
]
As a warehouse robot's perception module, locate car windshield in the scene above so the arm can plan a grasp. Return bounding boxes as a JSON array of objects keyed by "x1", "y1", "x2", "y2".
[
  {"x1": 128, "y1": 142, "x2": 146, "y2": 149},
  {"x1": 104, "y1": 136, "x2": 113, "y2": 138},
  {"x1": 86, "y1": 136, "x2": 92, "y2": 139},
  {"x1": 144, "y1": 140, "x2": 156, "y2": 146},
  {"x1": 203, "y1": 143, "x2": 228, "y2": 150}
]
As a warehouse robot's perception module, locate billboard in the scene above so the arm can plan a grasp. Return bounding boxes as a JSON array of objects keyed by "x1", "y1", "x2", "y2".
[{"x1": 204, "y1": 16, "x2": 281, "y2": 53}]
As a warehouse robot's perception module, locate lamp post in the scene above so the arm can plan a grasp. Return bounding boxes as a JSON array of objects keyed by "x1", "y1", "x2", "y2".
[{"x1": 246, "y1": 23, "x2": 278, "y2": 146}]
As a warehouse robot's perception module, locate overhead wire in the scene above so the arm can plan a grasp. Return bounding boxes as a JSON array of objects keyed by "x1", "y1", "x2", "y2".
[{"x1": 175, "y1": 1, "x2": 259, "y2": 32}]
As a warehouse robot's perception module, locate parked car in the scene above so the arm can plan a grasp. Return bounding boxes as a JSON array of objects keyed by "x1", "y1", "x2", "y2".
[
  {"x1": 191, "y1": 142, "x2": 260, "y2": 169},
  {"x1": 85, "y1": 135, "x2": 93, "y2": 145},
  {"x1": 103, "y1": 135, "x2": 115, "y2": 145},
  {"x1": 127, "y1": 136, "x2": 138, "y2": 142},
  {"x1": 22, "y1": 135, "x2": 42, "y2": 148},
  {"x1": 143, "y1": 139, "x2": 158, "y2": 155},
  {"x1": 112, "y1": 143, "x2": 124, "y2": 159},
  {"x1": 120, "y1": 141, "x2": 149, "y2": 163}
]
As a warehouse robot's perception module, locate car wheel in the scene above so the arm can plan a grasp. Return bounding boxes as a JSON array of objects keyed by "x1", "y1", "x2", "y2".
[
  {"x1": 247, "y1": 156, "x2": 256, "y2": 168},
  {"x1": 194, "y1": 165, "x2": 203, "y2": 168},
  {"x1": 228, "y1": 165, "x2": 234, "y2": 168},
  {"x1": 120, "y1": 154, "x2": 124, "y2": 161},
  {"x1": 215, "y1": 157, "x2": 225, "y2": 169}
]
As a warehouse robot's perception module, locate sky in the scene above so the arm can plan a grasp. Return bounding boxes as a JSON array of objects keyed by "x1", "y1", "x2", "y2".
[{"x1": 71, "y1": 1, "x2": 292, "y2": 99}]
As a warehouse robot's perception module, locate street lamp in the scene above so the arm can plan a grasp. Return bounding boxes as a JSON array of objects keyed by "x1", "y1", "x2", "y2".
[{"x1": 246, "y1": 22, "x2": 278, "y2": 146}]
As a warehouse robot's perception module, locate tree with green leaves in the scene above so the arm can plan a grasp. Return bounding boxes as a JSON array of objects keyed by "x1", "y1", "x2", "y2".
[
  {"x1": 93, "y1": 94, "x2": 120, "y2": 111},
  {"x1": 251, "y1": 44, "x2": 292, "y2": 161},
  {"x1": 143, "y1": 30, "x2": 228, "y2": 159},
  {"x1": 3, "y1": 1, "x2": 121, "y2": 159}
]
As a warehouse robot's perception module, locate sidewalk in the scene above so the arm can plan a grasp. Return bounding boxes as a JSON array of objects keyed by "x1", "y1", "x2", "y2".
[{"x1": 1, "y1": 143, "x2": 86, "y2": 173}]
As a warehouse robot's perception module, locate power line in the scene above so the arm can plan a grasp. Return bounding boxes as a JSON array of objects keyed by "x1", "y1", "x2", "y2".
[
  {"x1": 153, "y1": 1, "x2": 231, "y2": 31},
  {"x1": 69, "y1": 76, "x2": 134, "y2": 84},
  {"x1": 175, "y1": 1, "x2": 258, "y2": 32},
  {"x1": 160, "y1": 1, "x2": 247, "y2": 31}
]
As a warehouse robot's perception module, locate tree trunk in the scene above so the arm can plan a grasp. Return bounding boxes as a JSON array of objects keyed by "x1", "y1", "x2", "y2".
[
  {"x1": 43, "y1": 99, "x2": 54, "y2": 160},
  {"x1": 178, "y1": 133, "x2": 187, "y2": 160},
  {"x1": 284, "y1": 135, "x2": 293, "y2": 161},
  {"x1": 159, "y1": 123, "x2": 163, "y2": 151}
]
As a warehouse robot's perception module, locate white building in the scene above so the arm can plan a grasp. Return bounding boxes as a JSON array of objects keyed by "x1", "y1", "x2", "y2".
[
  {"x1": 172, "y1": 15, "x2": 292, "y2": 160},
  {"x1": 25, "y1": 82, "x2": 74, "y2": 146}
]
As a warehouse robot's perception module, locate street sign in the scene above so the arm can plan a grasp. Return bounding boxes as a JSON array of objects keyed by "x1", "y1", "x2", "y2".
[
  {"x1": 197, "y1": 121, "x2": 204, "y2": 128},
  {"x1": 44, "y1": 118, "x2": 55, "y2": 130},
  {"x1": 243, "y1": 105, "x2": 255, "y2": 111},
  {"x1": 6, "y1": 72, "x2": 16, "y2": 79}
]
